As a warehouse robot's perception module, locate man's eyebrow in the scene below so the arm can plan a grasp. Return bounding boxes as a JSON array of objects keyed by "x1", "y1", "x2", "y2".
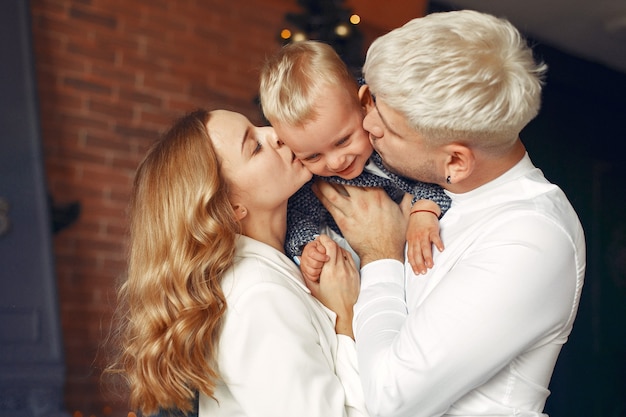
[{"x1": 374, "y1": 101, "x2": 401, "y2": 137}]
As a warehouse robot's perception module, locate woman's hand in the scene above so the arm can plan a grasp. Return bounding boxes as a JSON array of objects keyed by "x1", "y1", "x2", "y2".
[{"x1": 304, "y1": 234, "x2": 359, "y2": 338}]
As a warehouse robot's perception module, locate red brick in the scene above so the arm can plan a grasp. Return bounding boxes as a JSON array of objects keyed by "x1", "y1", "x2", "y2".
[
  {"x1": 66, "y1": 40, "x2": 118, "y2": 64},
  {"x1": 31, "y1": 0, "x2": 299, "y2": 413},
  {"x1": 68, "y1": 5, "x2": 118, "y2": 29}
]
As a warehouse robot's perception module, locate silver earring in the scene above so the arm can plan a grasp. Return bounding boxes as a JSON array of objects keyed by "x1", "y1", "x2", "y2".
[{"x1": 446, "y1": 176, "x2": 452, "y2": 184}]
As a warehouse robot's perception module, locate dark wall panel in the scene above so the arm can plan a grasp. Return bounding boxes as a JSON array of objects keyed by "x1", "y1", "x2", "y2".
[{"x1": 0, "y1": 1, "x2": 68, "y2": 416}]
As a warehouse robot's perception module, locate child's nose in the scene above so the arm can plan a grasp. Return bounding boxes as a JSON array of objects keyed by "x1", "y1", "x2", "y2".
[{"x1": 327, "y1": 153, "x2": 346, "y2": 170}]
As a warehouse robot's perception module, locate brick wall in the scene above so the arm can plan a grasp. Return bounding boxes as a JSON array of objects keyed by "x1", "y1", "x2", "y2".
[{"x1": 29, "y1": 1, "x2": 299, "y2": 416}]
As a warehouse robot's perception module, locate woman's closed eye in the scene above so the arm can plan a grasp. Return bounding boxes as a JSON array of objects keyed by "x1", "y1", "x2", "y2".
[{"x1": 252, "y1": 140, "x2": 262, "y2": 155}]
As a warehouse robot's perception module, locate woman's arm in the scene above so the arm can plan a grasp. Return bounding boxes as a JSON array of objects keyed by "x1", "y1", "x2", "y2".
[{"x1": 216, "y1": 264, "x2": 367, "y2": 417}]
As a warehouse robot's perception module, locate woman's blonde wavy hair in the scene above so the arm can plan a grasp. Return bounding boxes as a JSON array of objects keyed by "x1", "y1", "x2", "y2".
[{"x1": 105, "y1": 109, "x2": 240, "y2": 415}]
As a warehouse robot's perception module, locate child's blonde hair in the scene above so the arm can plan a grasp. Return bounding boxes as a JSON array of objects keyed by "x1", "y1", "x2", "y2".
[{"x1": 260, "y1": 40, "x2": 359, "y2": 126}]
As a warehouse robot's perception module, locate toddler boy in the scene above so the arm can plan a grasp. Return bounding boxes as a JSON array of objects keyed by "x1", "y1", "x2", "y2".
[{"x1": 259, "y1": 41, "x2": 451, "y2": 280}]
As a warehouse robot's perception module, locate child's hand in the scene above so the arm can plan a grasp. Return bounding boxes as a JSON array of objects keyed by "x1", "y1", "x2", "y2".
[
  {"x1": 406, "y1": 203, "x2": 444, "y2": 275},
  {"x1": 300, "y1": 237, "x2": 330, "y2": 283}
]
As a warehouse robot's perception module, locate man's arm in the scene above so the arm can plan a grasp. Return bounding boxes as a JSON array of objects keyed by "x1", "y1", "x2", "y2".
[{"x1": 354, "y1": 215, "x2": 581, "y2": 417}]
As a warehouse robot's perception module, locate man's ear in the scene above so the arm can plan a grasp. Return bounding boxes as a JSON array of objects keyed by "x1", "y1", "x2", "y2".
[
  {"x1": 358, "y1": 84, "x2": 375, "y2": 111},
  {"x1": 443, "y1": 143, "x2": 475, "y2": 184}
]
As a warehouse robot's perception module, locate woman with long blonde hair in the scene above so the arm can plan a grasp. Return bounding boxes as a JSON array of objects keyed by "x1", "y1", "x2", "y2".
[{"x1": 107, "y1": 108, "x2": 368, "y2": 417}]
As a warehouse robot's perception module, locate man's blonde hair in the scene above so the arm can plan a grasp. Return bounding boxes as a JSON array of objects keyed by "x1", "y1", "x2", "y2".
[{"x1": 363, "y1": 10, "x2": 547, "y2": 151}]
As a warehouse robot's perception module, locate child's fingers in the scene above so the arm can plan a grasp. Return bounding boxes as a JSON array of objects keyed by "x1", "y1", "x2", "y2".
[
  {"x1": 317, "y1": 235, "x2": 340, "y2": 260},
  {"x1": 302, "y1": 264, "x2": 322, "y2": 283},
  {"x1": 421, "y1": 239, "x2": 434, "y2": 269},
  {"x1": 407, "y1": 240, "x2": 427, "y2": 275},
  {"x1": 303, "y1": 240, "x2": 329, "y2": 262},
  {"x1": 300, "y1": 254, "x2": 325, "y2": 283},
  {"x1": 313, "y1": 238, "x2": 327, "y2": 254},
  {"x1": 311, "y1": 241, "x2": 329, "y2": 262},
  {"x1": 309, "y1": 247, "x2": 330, "y2": 262},
  {"x1": 431, "y1": 233, "x2": 445, "y2": 253}
]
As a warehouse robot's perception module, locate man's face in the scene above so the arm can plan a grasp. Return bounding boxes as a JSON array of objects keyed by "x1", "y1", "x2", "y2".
[
  {"x1": 272, "y1": 84, "x2": 373, "y2": 180},
  {"x1": 362, "y1": 97, "x2": 440, "y2": 185}
]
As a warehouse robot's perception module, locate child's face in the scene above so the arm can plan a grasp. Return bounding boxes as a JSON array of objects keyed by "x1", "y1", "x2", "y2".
[{"x1": 272, "y1": 84, "x2": 373, "y2": 180}]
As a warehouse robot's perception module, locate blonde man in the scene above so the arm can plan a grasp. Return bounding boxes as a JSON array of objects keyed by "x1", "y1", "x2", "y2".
[{"x1": 313, "y1": 11, "x2": 586, "y2": 417}]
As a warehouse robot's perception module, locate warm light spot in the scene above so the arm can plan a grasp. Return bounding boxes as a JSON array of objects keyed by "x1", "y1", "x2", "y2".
[
  {"x1": 350, "y1": 14, "x2": 361, "y2": 25},
  {"x1": 292, "y1": 32, "x2": 307, "y2": 42},
  {"x1": 127, "y1": 412, "x2": 137, "y2": 417},
  {"x1": 103, "y1": 405, "x2": 113, "y2": 415},
  {"x1": 335, "y1": 23, "x2": 350, "y2": 37},
  {"x1": 280, "y1": 29, "x2": 292, "y2": 40},
  {"x1": 73, "y1": 412, "x2": 83, "y2": 417}
]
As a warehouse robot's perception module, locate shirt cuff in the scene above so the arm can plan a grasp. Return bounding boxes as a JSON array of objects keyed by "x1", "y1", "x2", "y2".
[{"x1": 360, "y1": 258, "x2": 405, "y2": 289}]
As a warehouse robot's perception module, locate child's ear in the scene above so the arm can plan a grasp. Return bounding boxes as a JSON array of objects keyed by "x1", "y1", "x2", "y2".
[{"x1": 358, "y1": 84, "x2": 374, "y2": 111}]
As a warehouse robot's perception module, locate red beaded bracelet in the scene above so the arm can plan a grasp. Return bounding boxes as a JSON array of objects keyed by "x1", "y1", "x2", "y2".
[{"x1": 410, "y1": 209, "x2": 439, "y2": 218}]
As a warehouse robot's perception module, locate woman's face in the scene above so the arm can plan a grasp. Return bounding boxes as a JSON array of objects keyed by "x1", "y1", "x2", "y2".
[{"x1": 207, "y1": 110, "x2": 312, "y2": 212}]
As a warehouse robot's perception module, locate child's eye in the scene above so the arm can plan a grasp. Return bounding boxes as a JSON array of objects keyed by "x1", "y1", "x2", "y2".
[
  {"x1": 336, "y1": 137, "x2": 349, "y2": 146},
  {"x1": 303, "y1": 153, "x2": 321, "y2": 162}
]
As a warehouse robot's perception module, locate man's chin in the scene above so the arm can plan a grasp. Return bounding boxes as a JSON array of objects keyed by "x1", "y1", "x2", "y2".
[{"x1": 382, "y1": 160, "x2": 410, "y2": 180}]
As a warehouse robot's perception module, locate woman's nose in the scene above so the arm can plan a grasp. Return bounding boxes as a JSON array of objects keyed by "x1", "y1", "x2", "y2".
[
  {"x1": 267, "y1": 133, "x2": 283, "y2": 149},
  {"x1": 270, "y1": 134, "x2": 283, "y2": 148}
]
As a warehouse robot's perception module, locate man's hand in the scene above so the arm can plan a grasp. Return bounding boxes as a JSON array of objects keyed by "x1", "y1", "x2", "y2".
[
  {"x1": 304, "y1": 235, "x2": 359, "y2": 338},
  {"x1": 312, "y1": 182, "x2": 411, "y2": 266}
]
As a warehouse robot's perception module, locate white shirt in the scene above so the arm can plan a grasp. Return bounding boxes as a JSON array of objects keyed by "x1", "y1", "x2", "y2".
[
  {"x1": 354, "y1": 154, "x2": 586, "y2": 417},
  {"x1": 199, "y1": 235, "x2": 369, "y2": 417}
]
